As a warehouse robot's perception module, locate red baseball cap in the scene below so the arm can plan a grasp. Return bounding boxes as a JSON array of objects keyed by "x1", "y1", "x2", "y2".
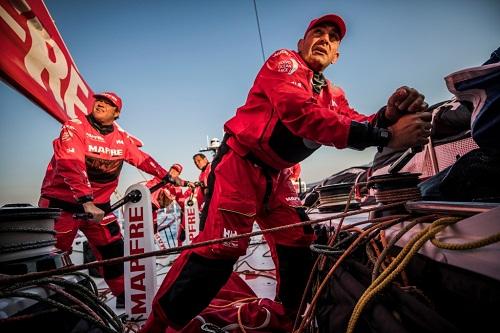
[
  {"x1": 94, "y1": 92, "x2": 123, "y2": 111},
  {"x1": 170, "y1": 163, "x2": 183, "y2": 174},
  {"x1": 305, "y1": 14, "x2": 346, "y2": 40}
]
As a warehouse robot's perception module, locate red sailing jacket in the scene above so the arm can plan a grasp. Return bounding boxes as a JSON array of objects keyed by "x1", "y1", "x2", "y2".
[
  {"x1": 288, "y1": 163, "x2": 301, "y2": 181},
  {"x1": 198, "y1": 162, "x2": 211, "y2": 185},
  {"x1": 224, "y1": 49, "x2": 375, "y2": 170},
  {"x1": 41, "y1": 117, "x2": 167, "y2": 205},
  {"x1": 146, "y1": 177, "x2": 185, "y2": 210},
  {"x1": 195, "y1": 162, "x2": 211, "y2": 205}
]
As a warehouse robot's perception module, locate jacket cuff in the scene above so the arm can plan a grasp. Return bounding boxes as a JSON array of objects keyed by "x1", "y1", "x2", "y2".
[
  {"x1": 76, "y1": 195, "x2": 93, "y2": 204},
  {"x1": 347, "y1": 121, "x2": 392, "y2": 150}
]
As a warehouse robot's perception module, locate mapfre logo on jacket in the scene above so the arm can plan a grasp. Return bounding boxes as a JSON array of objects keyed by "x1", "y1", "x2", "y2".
[
  {"x1": 63, "y1": 118, "x2": 128, "y2": 183},
  {"x1": 88, "y1": 145, "x2": 123, "y2": 156}
]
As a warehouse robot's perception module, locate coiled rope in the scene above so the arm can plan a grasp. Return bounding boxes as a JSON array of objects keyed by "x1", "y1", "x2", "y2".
[
  {"x1": 0, "y1": 273, "x2": 123, "y2": 332},
  {"x1": 368, "y1": 173, "x2": 422, "y2": 204}
]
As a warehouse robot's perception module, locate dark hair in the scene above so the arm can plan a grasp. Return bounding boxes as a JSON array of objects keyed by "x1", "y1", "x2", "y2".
[{"x1": 192, "y1": 153, "x2": 207, "y2": 160}]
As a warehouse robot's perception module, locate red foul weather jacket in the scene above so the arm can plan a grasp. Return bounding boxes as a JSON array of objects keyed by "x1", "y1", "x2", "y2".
[
  {"x1": 224, "y1": 49, "x2": 377, "y2": 170},
  {"x1": 146, "y1": 177, "x2": 185, "y2": 210},
  {"x1": 288, "y1": 163, "x2": 301, "y2": 181},
  {"x1": 195, "y1": 162, "x2": 211, "y2": 206},
  {"x1": 198, "y1": 162, "x2": 211, "y2": 186},
  {"x1": 41, "y1": 117, "x2": 167, "y2": 206}
]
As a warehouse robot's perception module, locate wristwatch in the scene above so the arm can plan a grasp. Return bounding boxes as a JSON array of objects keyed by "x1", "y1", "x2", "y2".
[{"x1": 377, "y1": 128, "x2": 392, "y2": 152}]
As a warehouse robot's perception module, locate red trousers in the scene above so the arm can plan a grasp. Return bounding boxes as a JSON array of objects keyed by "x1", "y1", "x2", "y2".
[
  {"x1": 142, "y1": 149, "x2": 314, "y2": 331},
  {"x1": 39, "y1": 198, "x2": 124, "y2": 296}
]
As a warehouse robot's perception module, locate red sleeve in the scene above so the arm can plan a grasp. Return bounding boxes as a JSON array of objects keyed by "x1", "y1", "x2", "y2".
[
  {"x1": 145, "y1": 177, "x2": 162, "y2": 189},
  {"x1": 53, "y1": 119, "x2": 93, "y2": 202},
  {"x1": 290, "y1": 163, "x2": 301, "y2": 180},
  {"x1": 258, "y1": 50, "x2": 373, "y2": 148},
  {"x1": 146, "y1": 177, "x2": 165, "y2": 210},
  {"x1": 123, "y1": 134, "x2": 168, "y2": 179},
  {"x1": 170, "y1": 184, "x2": 185, "y2": 202}
]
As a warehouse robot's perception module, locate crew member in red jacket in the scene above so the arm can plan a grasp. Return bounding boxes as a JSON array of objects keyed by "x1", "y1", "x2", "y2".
[
  {"x1": 143, "y1": 14, "x2": 432, "y2": 331},
  {"x1": 147, "y1": 163, "x2": 188, "y2": 232},
  {"x1": 172, "y1": 153, "x2": 211, "y2": 245},
  {"x1": 39, "y1": 92, "x2": 169, "y2": 307},
  {"x1": 192, "y1": 153, "x2": 211, "y2": 206}
]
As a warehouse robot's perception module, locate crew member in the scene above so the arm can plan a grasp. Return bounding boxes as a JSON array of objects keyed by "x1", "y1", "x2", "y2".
[
  {"x1": 172, "y1": 154, "x2": 212, "y2": 246},
  {"x1": 143, "y1": 14, "x2": 431, "y2": 331},
  {"x1": 39, "y1": 92, "x2": 170, "y2": 307},
  {"x1": 192, "y1": 153, "x2": 211, "y2": 206},
  {"x1": 147, "y1": 163, "x2": 188, "y2": 232}
]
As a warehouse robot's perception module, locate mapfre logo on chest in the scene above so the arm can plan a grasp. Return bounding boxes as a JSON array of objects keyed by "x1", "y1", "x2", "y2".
[
  {"x1": 86, "y1": 133, "x2": 105, "y2": 142},
  {"x1": 88, "y1": 145, "x2": 123, "y2": 156}
]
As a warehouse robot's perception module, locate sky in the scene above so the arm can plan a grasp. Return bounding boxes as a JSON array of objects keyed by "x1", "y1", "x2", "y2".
[{"x1": 1, "y1": 0, "x2": 499, "y2": 205}]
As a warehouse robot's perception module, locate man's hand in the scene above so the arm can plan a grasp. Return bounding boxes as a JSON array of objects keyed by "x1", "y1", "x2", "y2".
[
  {"x1": 385, "y1": 86, "x2": 428, "y2": 123},
  {"x1": 388, "y1": 112, "x2": 432, "y2": 150},
  {"x1": 82, "y1": 201, "x2": 105, "y2": 222}
]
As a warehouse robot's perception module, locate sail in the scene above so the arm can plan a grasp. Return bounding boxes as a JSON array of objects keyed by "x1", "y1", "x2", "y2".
[
  {"x1": 0, "y1": 0, "x2": 143, "y2": 145},
  {"x1": 0, "y1": 0, "x2": 93, "y2": 122}
]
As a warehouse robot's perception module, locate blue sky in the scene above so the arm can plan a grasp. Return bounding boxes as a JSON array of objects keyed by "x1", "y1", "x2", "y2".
[{"x1": 1, "y1": 0, "x2": 499, "y2": 205}]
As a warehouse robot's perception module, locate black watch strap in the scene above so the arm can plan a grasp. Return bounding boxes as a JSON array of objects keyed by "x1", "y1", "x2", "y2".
[
  {"x1": 377, "y1": 127, "x2": 392, "y2": 145},
  {"x1": 347, "y1": 121, "x2": 392, "y2": 150}
]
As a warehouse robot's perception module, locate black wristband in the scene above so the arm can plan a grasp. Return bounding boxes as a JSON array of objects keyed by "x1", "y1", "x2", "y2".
[
  {"x1": 347, "y1": 121, "x2": 392, "y2": 151},
  {"x1": 76, "y1": 195, "x2": 93, "y2": 204},
  {"x1": 376, "y1": 127, "x2": 392, "y2": 152}
]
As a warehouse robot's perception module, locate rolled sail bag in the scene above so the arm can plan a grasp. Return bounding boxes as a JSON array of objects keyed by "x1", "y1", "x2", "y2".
[{"x1": 445, "y1": 59, "x2": 500, "y2": 150}]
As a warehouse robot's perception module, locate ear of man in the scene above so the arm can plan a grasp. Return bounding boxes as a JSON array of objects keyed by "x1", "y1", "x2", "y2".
[{"x1": 331, "y1": 52, "x2": 339, "y2": 64}]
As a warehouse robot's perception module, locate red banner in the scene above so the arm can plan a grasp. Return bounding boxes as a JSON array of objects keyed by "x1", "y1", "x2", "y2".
[
  {"x1": 0, "y1": 0, "x2": 93, "y2": 122},
  {"x1": 0, "y1": 0, "x2": 143, "y2": 146}
]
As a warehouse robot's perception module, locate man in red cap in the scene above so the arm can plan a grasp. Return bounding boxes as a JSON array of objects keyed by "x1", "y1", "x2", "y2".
[
  {"x1": 192, "y1": 153, "x2": 211, "y2": 205},
  {"x1": 146, "y1": 163, "x2": 190, "y2": 234},
  {"x1": 143, "y1": 14, "x2": 432, "y2": 331},
  {"x1": 39, "y1": 91, "x2": 171, "y2": 308}
]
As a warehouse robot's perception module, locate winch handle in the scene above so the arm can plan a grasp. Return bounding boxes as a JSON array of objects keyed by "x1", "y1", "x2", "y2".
[
  {"x1": 186, "y1": 181, "x2": 207, "y2": 206},
  {"x1": 387, "y1": 146, "x2": 423, "y2": 174},
  {"x1": 73, "y1": 174, "x2": 176, "y2": 220}
]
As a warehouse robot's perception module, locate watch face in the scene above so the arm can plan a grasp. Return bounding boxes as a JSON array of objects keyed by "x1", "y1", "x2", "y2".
[{"x1": 381, "y1": 129, "x2": 389, "y2": 138}]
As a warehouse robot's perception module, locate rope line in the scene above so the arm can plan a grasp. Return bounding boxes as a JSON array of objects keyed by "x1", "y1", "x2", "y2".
[
  {"x1": 0, "y1": 227, "x2": 56, "y2": 234},
  {"x1": 295, "y1": 216, "x2": 408, "y2": 332},
  {"x1": 3, "y1": 275, "x2": 123, "y2": 332},
  {"x1": 430, "y1": 232, "x2": 500, "y2": 250},
  {"x1": 346, "y1": 216, "x2": 462, "y2": 333},
  {"x1": 371, "y1": 215, "x2": 437, "y2": 281},
  {"x1": 0, "y1": 201, "x2": 406, "y2": 287},
  {"x1": 252, "y1": 0, "x2": 266, "y2": 62}
]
